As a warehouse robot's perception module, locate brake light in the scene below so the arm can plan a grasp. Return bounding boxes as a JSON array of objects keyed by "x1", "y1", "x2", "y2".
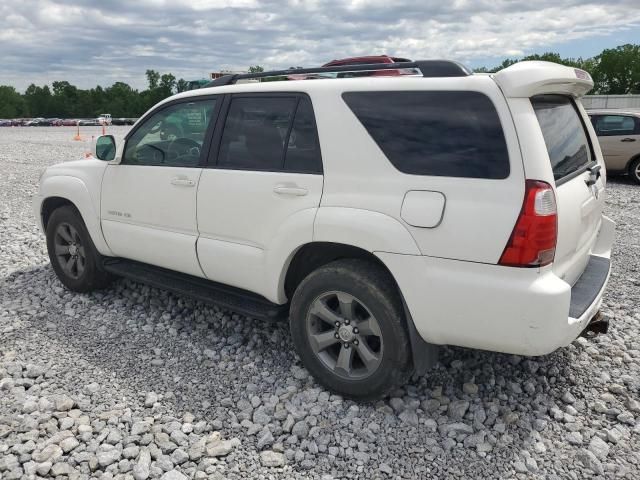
[{"x1": 499, "y1": 180, "x2": 557, "y2": 267}]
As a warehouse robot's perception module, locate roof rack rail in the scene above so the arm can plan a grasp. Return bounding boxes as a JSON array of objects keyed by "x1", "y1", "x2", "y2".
[{"x1": 205, "y1": 60, "x2": 471, "y2": 87}]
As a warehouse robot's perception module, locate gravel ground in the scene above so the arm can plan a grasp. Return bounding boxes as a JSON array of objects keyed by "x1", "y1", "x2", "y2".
[{"x1": 1, "y1": 126, "x2": 639, "y2": 480}]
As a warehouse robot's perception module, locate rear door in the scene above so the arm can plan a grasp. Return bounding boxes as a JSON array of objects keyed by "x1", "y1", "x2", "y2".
[
  {"x1": 531, "y1": 95, "x2": 605, "y2": 284},
  {"x1": 197, "y1": 94, "x2": 323, "y2": 298},
  {"x1": 591, "y1": 114, "x2": 640, "y2": 171}
]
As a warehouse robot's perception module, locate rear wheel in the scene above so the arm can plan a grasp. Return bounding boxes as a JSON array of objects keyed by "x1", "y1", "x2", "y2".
[
  {"x1": 290, "y1": 259, "x2": 411, "y2": 400},
  {"x1": 46, "y1": 206, "x2": 113, "y2": 292},
  {"x1": 629, "y1": 157, "x2": 640, "y2": 185}
]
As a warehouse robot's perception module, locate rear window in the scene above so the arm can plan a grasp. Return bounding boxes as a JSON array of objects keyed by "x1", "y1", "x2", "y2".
[
  {"x1": 532, "y1": 95, "x2": 593, "y2": 182},
  {"x1": 342, "y1": 91, "x2": 510, "y2": 179}
]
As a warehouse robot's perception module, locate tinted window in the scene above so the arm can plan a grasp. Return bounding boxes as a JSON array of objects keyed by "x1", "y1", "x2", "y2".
[
  {"x1": 593, "y1": 115, "x2": 638, "y2": 136},
  {"x1": 532, "y1": 95, "x2": 593, "y2": 181},
  {"x1": 123, "y1": 99, "x2": 216, "y2": 167},
  {"x1": 284, "y1": 97, "x2": 322, "y2": 173},
  {"x1": 218, "y1": 97, "x2": 297, "y2": 170},
  {"x1": 342, "y1": 91, "x2": 509, "y2": 179}
]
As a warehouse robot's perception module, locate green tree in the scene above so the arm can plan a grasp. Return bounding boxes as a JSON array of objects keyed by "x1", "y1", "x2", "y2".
[
  {"x1": 159, "y1": 73, "x2": 176, "y2": 97},
  {"x1": 24, "y1": 84, "x2": 53, "y2": 117},
  {"x1": 145, "y1": 69, "x2": 160, "y2": 89},
  {"x1": 593, "y1": 44, "x2": 640, "y2": 94},
  {"x1": 176, "y1": 78, "x2": 189, "y2": 93},
  {"x1": 248, "y1": 65, "x2": 264, "y2": 73},
  {"x1": 0, "y1": 86, "x2": 27, "y2": 117}
]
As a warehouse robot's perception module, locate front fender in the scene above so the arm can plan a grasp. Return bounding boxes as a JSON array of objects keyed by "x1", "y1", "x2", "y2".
[{"x1": 37, "y1": 176, "x2": 113, "y2": 256}]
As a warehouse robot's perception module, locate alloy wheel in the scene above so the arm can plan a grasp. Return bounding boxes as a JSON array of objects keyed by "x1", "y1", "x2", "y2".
[
  {"x1": 54, "y1": 222, "x2": 86, "y2": 279},
  {"x1": 306, "y1": 291, "x2": 383, "y2": 380}
]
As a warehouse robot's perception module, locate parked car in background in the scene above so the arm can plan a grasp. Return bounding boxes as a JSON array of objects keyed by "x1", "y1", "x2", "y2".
[
  {"x1": 111, "y1": 118, "x2": 137, "y2": 126},
  {"x1": 98, "y1": 114, "x2": 112, "y2": 126},
  {"x1": 0, "y1": 119, "x2": 12, "y2": 127},
  {"x1": 588, "y1": 110, "x2": 640, "y2": 184},
  {"x1": 324, "y1": 55, "x2": 415, "y2": 77},
  {"x1": 62, "y1": 119, "x2": 79, "y2": 126},
  {"x1": 288, "y1": 55, "x2": 416, "y2": 80},
  {"x1": 78, "y1": 119, "x2": 100, "y2": 126}
]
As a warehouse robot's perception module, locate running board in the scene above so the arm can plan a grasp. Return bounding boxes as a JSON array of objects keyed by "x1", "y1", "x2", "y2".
[{"x1": 102, "y1": 259, "x2": 288, "y2": 320}]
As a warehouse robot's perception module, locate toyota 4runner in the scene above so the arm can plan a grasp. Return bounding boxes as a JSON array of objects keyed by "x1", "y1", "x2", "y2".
[{"x1": 34, "y1": 60, "x2": 615, "y2": 399}]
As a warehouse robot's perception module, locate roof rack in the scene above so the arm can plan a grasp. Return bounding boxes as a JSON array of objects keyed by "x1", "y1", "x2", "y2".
[{"x1": 205, "y1": 60, "x2": 472, "y2": 87}]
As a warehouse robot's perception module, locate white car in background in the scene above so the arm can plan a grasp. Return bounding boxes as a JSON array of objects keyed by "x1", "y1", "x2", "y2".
[
  {"x1": 98, "y1": 114, "x2": 112, "y2": 126},
  {"x1": 33, "y1": 60, "x2": 614, "y2": 399}
]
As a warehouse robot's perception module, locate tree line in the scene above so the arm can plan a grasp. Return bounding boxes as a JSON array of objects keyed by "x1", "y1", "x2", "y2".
[
  {"x1": 473, "y1": 44, "x2": 640, "y2": 95},
  {"x1": 0, "y1": 44, "x2": 638, "y2": 119}
]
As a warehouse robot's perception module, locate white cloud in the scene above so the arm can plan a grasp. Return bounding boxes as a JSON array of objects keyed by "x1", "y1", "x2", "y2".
[{"x1": 0, "y1": 0, "x2": 638, "y2": 90}]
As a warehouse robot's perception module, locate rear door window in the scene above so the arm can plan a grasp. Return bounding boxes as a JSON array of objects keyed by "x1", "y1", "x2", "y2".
[
  {"x1": 342, "y1": 91, "x2": 510, "y2": 179},
  {"x1": 531, "y1": 95, "x2": 593, "y2": 182},
  {"x1": 218, "y1": 96, "x2": 297, "y2": 170},
  {"x1": 216, "y1": 95, "x2": 322, "y2": 173},
  {"x1": 592, "y1": 115, "x2": 638, "y2": 136}
]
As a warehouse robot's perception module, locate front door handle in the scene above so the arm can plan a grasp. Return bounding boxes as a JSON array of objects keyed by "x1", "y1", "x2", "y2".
[
  {"x1": 621, "y1": 138, "x2": 636, "y2": 142},
  {"x1": 171, "y1": 177, "x2": 195, "y2": 187},
  {"x1": 273, "y1": 185, "x2": 308, "y2": 196}
]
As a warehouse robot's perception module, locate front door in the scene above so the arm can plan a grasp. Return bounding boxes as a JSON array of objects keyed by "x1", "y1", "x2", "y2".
[
  {"x1": 197, "y1": 94, "x2": 324, "y2": 299},
  {"x1": 101, "y1": 97, "x2": 219, "y2": 276}
]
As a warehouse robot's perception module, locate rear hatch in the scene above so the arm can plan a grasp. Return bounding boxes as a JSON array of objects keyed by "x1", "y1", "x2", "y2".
[{"x1": 531, "y1": 95, "x2": 605, "y2": 285}]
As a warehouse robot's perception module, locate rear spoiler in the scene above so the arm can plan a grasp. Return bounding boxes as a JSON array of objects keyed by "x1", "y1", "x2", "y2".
[{"x1": 493, "y1": 61, "x2": 594, "y2": 98}]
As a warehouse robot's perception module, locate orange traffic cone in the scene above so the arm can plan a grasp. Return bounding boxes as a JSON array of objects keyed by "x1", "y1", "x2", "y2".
[
  {"x1": 101, "y1": 123, "x2": 106, "y2": 136},
  {"x1": 73, "y1": 122, "x2": 83, "y2": 141}
]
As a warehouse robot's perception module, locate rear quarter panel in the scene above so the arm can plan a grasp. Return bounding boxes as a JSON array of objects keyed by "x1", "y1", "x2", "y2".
[{"x1": 310, "y1": 76, "x2": 525, "y2": 263}]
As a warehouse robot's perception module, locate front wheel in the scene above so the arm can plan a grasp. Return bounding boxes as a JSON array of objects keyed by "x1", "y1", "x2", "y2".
[
  {"x1": 290, "y1": 259, "x2": 411, "y2": 400},
  {"x1": 46, "y1": 206, "x2": 113, "y2": 292}
]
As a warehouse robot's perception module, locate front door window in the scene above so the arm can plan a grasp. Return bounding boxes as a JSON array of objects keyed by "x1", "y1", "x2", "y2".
[{"x1": 123, "y1": 99, "x2": 217, "y2": 167}]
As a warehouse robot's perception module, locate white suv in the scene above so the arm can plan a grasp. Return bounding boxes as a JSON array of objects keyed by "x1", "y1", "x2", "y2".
[{"x1": 34, "y1": 60, "x2": 615, "y2": 399}]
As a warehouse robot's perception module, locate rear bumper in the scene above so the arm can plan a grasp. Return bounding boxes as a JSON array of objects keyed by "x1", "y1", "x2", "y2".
[{"x1": 376, "y1": 215, "x2": 615, "y2": 356}]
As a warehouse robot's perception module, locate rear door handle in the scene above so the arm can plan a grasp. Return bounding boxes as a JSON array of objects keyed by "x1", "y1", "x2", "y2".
[
  {"x1": 171, "y1": 177, "x2": 195, "y2": 187},
  {"x1": 273, "y1": 185, "x2": 308, "y2": 196},
  {"x1": 621, "y1": 138, "x2": 636, "y2": 142}
]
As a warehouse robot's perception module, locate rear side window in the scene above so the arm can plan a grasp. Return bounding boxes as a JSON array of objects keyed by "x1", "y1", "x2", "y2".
[
  {"x1": 342, "y1": 91, "x2": 510, "y2": 179},
  {"x1": 532, "y1": 95, "x2": 593, "y2": 182},
  {"x1": 217, "y1": 95, "x2": 322, "y2": 173},
  {"x1": 592, "y1": 115, "x2": 639, "y2": 136},
  {"x1": 284, "y1": 97, "x2": 323, "y2": 173}
]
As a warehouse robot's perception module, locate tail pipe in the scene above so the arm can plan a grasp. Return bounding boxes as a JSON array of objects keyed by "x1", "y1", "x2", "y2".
[{"x1": 580, "y1": 311, "x2": 609, "y2": 338}]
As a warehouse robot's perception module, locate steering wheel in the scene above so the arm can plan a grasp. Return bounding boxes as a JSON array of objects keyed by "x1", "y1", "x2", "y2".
[{"x1": 166, "y1": 138, "x2": 201, "y2": 163}]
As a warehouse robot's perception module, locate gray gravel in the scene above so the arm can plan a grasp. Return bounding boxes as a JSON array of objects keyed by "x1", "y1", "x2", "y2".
[{"x1": 1, "y1": 126, "x2": 640, "y2": 479}]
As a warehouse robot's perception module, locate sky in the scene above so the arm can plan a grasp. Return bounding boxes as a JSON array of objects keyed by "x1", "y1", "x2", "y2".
[{"x1": 1, "y1": 0, "x2": 639, "y2": 91}]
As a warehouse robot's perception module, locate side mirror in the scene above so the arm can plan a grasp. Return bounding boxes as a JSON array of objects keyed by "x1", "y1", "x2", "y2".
[{"x1": 95, "y1": 135, "x2": 116, "y2": 161}]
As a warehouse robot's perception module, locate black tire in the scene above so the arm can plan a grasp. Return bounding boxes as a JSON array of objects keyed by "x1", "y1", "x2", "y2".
[
  {"x1": 629, "y1": 157, "x2": 640, "y2": 185},
  {"x1": 46, "y1": 206, "x2": 113, "y2": 292},
  {"x1": 290, "y1": 259, "x2": 411, "y2": 400}
]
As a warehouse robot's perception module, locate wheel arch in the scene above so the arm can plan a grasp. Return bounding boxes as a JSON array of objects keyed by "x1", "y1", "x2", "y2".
[
  {"x1": 41, "y1": 196, "x2": 77, "y2": 230},
  {"x1": 38, "y1": 176, "x2": 113, "y2": 256}
]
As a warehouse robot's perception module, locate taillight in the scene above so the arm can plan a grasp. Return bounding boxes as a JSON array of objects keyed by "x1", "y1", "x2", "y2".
[{"x1": 499, "y1": 180, "x2": 557, "y2": 268}]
